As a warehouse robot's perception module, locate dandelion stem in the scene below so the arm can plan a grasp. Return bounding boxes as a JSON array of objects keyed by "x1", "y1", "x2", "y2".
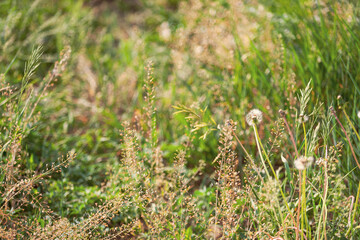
[
  {"x1": 232, "y1": 129, "x2": 264, "y2": 183},
  {"x1": 253, "y1": 124, "x2": 293, "y2": 221},
  {"x1": 252, "y1": 125, "x2": 270, "y2": 178}
]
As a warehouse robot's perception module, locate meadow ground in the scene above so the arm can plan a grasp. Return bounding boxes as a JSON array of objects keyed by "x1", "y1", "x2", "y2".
[{"x1": 1, "y1": 0, "x2": 360, "y2": 239}]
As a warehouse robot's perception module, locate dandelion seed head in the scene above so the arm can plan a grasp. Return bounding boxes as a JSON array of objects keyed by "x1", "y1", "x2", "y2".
[
  {"x1": 294, "y1": 158, "x2": 305, "y2": 170},
  {"x1": 294, "y1": 155, "x2": 314, "y2": 170},
  {"x1": 246, "y1": 109, "x2": 263, "y2": 126},
  {"x1": 357, "y1": 111, "x2": 360, "y2": 119},
  {"x1": 299, "y1": 114, "x2": 309, "y2": 123}
]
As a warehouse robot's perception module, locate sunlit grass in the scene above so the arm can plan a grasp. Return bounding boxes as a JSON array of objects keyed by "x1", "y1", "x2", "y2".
[{"x1": 0, "y1": 0, "x2": 359, "y2": 239}]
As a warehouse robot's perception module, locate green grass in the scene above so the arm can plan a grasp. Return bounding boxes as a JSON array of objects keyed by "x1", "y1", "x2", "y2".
[{"x1": 1, "y1": 0, "x2": 360, "y2": 239}]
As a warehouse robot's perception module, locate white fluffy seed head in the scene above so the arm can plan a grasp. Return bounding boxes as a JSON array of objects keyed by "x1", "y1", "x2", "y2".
[
  {"x1": 298, "y1": 114, "x2": 309, "y2": 123},
  {"x1": 246, "y1": 109, "x2": 263, "y2": 126},
  {"x1": 294, "y1": 156, "x2": 314, "y2": 170},
  {"x1": 294, "y1": 158, "x2": 305, "y2": 170},
  {"x1": 357, "y1": 111, "x2": 360, "y2": 119}
]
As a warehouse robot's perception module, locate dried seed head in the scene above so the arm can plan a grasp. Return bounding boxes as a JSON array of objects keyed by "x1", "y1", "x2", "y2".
[
  {"x1": 316, "y1": 157, "x2": 326, "y2": 166},
  {"x1": 246, "y1": 109, "x2": 263, "y2": 126},
  {"x1": 294, "y1": 156, "x2": 314, "y2": 170},
  {"x1": 278, "y1": 109, "x2": 286, "y2": 117}
]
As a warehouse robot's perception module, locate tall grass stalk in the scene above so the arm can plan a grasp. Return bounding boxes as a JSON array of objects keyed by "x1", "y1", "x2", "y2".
[
  {"x1": 252, "y1": 124, "x2": 270, "y2": 178},
  {"x1": 330, "y1": 106, "x2": 360, "y2": 170},
  {"x1": 339, "y1": 108, "x2": 360, "y2": 238},
  {"x1": 280, "y1": 109, "x2": 300, "y2": 240},
  {"x1": 316, "y1": 147, "x2": 328, "y2": 240},
  {"x1": 301, "y1": 122, "x2": 307, "y2": 240},
  {"x1": 346, "y1": 182, "x2": 360, "y2": 237},
  {"x1": 252, "y1": 123, "x2": 293, "y2": 231},
  {"x1": 342, "y1": 109, "x2": 360, "y2": 142},
  {"x1": 232, "y1": 128, "x2": 264, "y2": 183}
]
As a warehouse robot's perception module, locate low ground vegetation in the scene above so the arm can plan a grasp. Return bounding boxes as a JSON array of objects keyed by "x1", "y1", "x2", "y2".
[{"x1": 1, "y1": 0, "x2": 360, "y2": 239}]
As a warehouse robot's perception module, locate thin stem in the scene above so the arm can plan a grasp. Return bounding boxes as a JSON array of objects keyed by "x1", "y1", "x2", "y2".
[
  {"x1": 347, "y1": 196, "x2": 355, "y2": 231},
  {"x1": 330, "y1": 106, "x2": 360, "y2": 170},
  {"x1": 303, "y1": 123, "x2": 307, "y2": 157},
  {"x1": 279, "y1": 110, "x2": 299, "y2": 157},
  {"x1": 253, "y1": 124, "x2": 293, "y2": 220},
  {"x1": 214, "y1": 151, "x2": 225, "y2": 239},
  {"x1": 253, "y1": 125, "x2": 270, "y2": 178},
  {"x1": 352, "y1": 182, "x2": 360, "y2": 226},
  {"x1": 316, "y1": 146, "x2": 328, "y2": 240},
  {"x1": 343, "y1": 109, "x2": 360, "y2": 142},
  {"x1": 346, "y1": 181, "x2": 360, "y2": 237},
  {"x1": 297, "y1": 171, "x2": 301, "y2": 240},
  {"x1": 279, "y1": 109, "x2": 300, "y2": 240},
  {"x1": 232, "y1": 129, "x2": 264, "y2": 183},
  {"x1": 252, "y1": 124, "x2": 286, "y2": 235},
  {"x1": 301, "y1": 123, "x2": 307, "y2": 240},
  {"x1": 301, "y1": 169, "x2": 306, "y2": 240}
]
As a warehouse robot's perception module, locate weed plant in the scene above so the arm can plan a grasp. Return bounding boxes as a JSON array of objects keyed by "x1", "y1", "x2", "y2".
[{"x1": 0, "y1": 0, "x2": 360, "y2": 239}]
